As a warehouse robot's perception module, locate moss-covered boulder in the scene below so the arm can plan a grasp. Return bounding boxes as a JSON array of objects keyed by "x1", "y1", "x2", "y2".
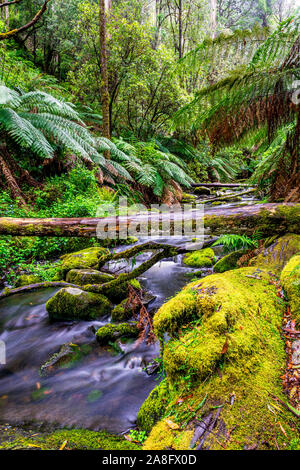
[
  {"x1": 66, "y1": 269, "x2": 114, "y2": 286},
  {"x1": 40, "y1": 343, "x2": 91, "y2": 377},
  {"x1": 96, "y1": 322, "x2": 139, "y2": 345},
  {"x1": 281, "y1": 254, "x2": 300, "y2": 325},
  {"x1": 140, "y1": 266, "x2": 300, "y2": 450},
  {"x1": 213, "y1": 249, "x2": 246, "y2": 273},
  {"x1": 183, "y1": 248, "x2": 215, "y2": 268},
  {"x1": 15, "y1": 274, "x2": 42, "y2": 287},
  {"x1": 111, "y1": 298, "x2": 134, "y2": 322},
  {"x1": 105, "y1": 279, "x2": 141, "y2": 304},
  {"x1": 46, "y1": 287, "x2": 112, "y2": 321},
  {"x1": 137, "y1": 380, "x2": 170, "y2": 434},
  {"x1": 59, "y1": 247, "x2": 110, "y2": 278},
  {"x1": 249, "y1": 234, "x2": 300, "y2": 273},
  {"x1": 193, "y1": 186, "x2": 211, "y2": 195}
]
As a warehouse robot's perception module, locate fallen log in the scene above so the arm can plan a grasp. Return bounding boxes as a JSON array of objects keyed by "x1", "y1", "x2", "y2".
[
  {"x1": 200, "y1": 188, "x2": 256, "y2": 204},
  {"x1": 191, "y1": 182, "x2": 255, "y2": 188},
  {"x1": 0, "y1": 204, "x2": 299, "y2": 238}
]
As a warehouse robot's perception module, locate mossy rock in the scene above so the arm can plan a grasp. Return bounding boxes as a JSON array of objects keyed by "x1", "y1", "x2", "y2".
[
  {"x1": 96, "y1": 322, "x2": 139, "y2": 345},
  {"x1": 210, "y1": 201, "x2": 222, "y2": 206},
  {"x1": 59, "y1": 247, "x2": 110, "y2": 278},
  {"x1": 213, "y1": 249, "x2": 246, "y2": 273},
  {"x1": 181, "y1": 193, "x2": 197, "y2": 203},
  {"x1": 15, "y1": 274, "x2": 42, "y2": 287},
  {"x1": 66, "y1": 269, "x2": 114, "y2": 286},
  {"x1": 193, "y1": 186, "x2": 211, "y2": 195},
  {"x1": 105, "y1": 279, "x2": 141, "y2": 304},
  {"x1": 250, "y1": 234, "x2": 300, "y2": 273},
  {"x1": 46, "y1": 287, "x2": 112, "y2": 322},
  {"x1": 183, "y1": 248, "x2": 215, "y2": 268},
  {"x1": 0, "y1": 426, "x2": 140, "y2": 450},
  {"x1": 40, "y1": 343, "x2": 91, "y2": 377},
  {"x1": 111, "y1": 298, "x2": 134, "y2": 322},
  {"x1": 137, "y1": 380, "x2": 170, "y2": 434},
  {"x1": 142, "y1": 266, "x2": 300, "y2": 450},
  {"x1": 281, "y1": 254, "x2": 300, "y2": 326}
]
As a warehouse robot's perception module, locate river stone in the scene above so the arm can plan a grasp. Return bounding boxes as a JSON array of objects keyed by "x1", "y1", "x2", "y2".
[
  {"x1": 59, "y1": 246, "x2": 110, "y2": 278},
  {"x1": 183, "y1": 248, "x2": 216, "y2": 268},
  {"x1": 193, "y1": 186, "x2": 211, "y2": 196},
  {"x1": 96, "y1": 322, "x2": 139, "y2": 345},
  {"x1": 40, "y1": 343, "x2": 91, "y2": 377},
  {"x1": 46, "y1": 287, "x2": 112, "y2": 321},
  {"x1": 213, "y1": 249, "x2": 246, "y2": 273},
  {"x1": 291, "y1": 340, "x2": 300, "y2": 365},
  {"x1": 66, "y1": 269, "x2": 114, "y2": 286}
]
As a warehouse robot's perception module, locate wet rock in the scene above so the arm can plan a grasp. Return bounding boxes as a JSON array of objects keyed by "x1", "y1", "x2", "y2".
[
  {"x1": 66, "y1": 269, "x2": 114, "y2": 286},
  {"x1": 59, "y1": 247, "x2": 110, "y2": 278},
  {"x1": 193, "y1": 186, "x2": 211, "y2": 196},
  {"x1": 40, "y1": 343, "x2": 91, "y2": 377},
  {"x1": 46, "y1": 287, "x2": 112, "y2": 321},
  {"x1": 213, "y1": 249, "x2": 246, "y2": 273},
  {"x1": 143, "y1": 359, "x2": 160, "y2": 375},
  {"x1": 111, "y1": 298, "x2": 134, "y2": 322},
  {"x1": 291, "y1": 340, "x2": 300, "y2": 365},
  {"x1": 96, "y1": 322, "x2": 139, "y2": 345}
]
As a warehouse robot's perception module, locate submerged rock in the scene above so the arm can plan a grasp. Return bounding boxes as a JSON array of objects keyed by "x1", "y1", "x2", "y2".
[
  {"x1": 96, "y1": 322, "x2": 139, "y2": 345},
  {"x1": 213, "y1": 249, "x2": 246, "y2": 273},
  {"x1": 46, "y1": 287, "x2": 112, "y2": 321},
  {"x1": 183, "y1": 248, "x2": 215, "y2": 268},
  {"x1": 59, "y1": 246, "x2": 110, "y2": 278},
  {"x1": 66, "y1": 269, "x2": 114, "y2": 286},
  {"x1": 40, "y1": 343, "x2": 91, "y2": 377}
]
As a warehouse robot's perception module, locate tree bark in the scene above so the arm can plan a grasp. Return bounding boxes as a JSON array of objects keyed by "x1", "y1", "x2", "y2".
[
  {"x1": 0, "y1": 204, "x2": 298, "y2": 238},
  {"x1": 99, "y1": 0, "x2": 111, "y2": 146},
  {"x1": 0, "y1": 152, "x2": 27, "y2": 206}
]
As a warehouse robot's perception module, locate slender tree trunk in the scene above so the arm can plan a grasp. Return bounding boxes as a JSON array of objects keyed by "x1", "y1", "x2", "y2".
[
  {"x1": 99, "y1": 0, "x2": 111, "y2": 148},
  {"x1": 178, "y1": 0, "x2": 183, "y2": 58},
  {"x1": 210, "y1": 0, "x2": 217, "y2": 39},
  {"x1": 0, "y1": 150, "x2": 26, "y2": 206}
]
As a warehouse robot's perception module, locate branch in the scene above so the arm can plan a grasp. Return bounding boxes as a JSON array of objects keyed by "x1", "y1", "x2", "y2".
[
  {"x1": 0, "y1": 0, "x2": 51, "y2": 41},
  {"x1": 0, "y1": 0, "x2": 23, "y2": 8}
]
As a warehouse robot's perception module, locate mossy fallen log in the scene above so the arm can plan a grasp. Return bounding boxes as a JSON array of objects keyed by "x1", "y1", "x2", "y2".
[{"x1": 0, "y1": 203, "x2": 299, "y2": 238}]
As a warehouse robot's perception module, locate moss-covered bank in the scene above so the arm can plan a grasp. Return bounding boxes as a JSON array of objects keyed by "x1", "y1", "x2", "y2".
[{"x1": 139, "y1": 254, "x2": 300, "y2": 450}]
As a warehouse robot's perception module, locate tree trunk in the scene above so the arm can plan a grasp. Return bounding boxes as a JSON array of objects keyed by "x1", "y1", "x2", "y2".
[
  {"x1": 0, "y1": 204, "x2": 298, "y2": 238},
  {"x1": 0, "y1": 151, "x2": 27, "y2": 206},
  {"x1": 99, "y1": 0, "x2": 111, "y2": 148},
  {"x1": 210, "y1": 0, "x2": 217, "y2": 39}
]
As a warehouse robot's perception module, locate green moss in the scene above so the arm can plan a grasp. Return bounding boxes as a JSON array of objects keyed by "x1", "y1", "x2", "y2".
[
  {"x1": 46, "y1": 287, "x2": 112, "y2": 321},
  {"x1": 66, "y1": 269, "x2": 114, "y2": 285},
  {"x1": 0, "y1": 426, "x2": 140, "y2": 450},
  {"x1": 96, "y1": 322, "x2": 139, "y2": 345},
  {"x1": 111, "y1": 298, "x2": 133, "y2": 322},
  {"x1": 59, "y1": 246, "x2": 110, "y2": 278},
  {"x1": 183, "y1": 248, "x2": 216, "y2": 268},
  {"x1": 105, "y1": 279, "x2": 141, "y2": 304},
  {"x1": 137, "y1": 380, "x2": 171, "y2": 433},
  {"x1": 40, "y1": 343, "x2": 92, "y2": 377},
  {"x1": 141, "y1": 265, "x2": 300, "y2": 450},
  {"x1": 250, "y1": 234, "x2": 300, "y2": 273},
  {"x1": 281, "y1": 254, "x2": 300, "y2": 325},
  {"x1": 15, "y1": 274, "x2": 41, "y2": 287},
  {"x1": 213, "y1": 249, "x2": 246, "y2": 273},
  {"x1": 193, "y1": 186, "x2": 211, "y2": 195}
]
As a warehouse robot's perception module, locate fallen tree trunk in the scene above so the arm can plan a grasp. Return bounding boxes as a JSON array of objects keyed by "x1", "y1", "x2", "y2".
[
  {"x1": 191, "y1": 182, "x2": 255, "y2": 188},
  {"x1": 200, "y1": 188, "x2": 256, "y2": 204},
  {"x1": 0, "y1": 204, "x2": 299, "y2": 238}
]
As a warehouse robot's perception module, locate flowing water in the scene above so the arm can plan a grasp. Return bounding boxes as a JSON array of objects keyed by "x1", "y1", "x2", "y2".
[{"x1": 0, "y1": 190, "x2": 257, "y2": 434}]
